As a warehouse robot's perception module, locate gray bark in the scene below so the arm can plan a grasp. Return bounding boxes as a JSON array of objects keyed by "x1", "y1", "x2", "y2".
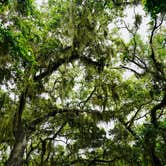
[{"x1": 7, "y1": 129, "x2": 26, "y2": 166}]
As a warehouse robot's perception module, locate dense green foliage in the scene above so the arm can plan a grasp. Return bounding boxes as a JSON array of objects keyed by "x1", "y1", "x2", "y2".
[
  {"x1": 0, "y1": 0, "x2": 165, "y2": 165},
  {"x1": 143, "y1": 0, "x2": 166, "y2": 17}
]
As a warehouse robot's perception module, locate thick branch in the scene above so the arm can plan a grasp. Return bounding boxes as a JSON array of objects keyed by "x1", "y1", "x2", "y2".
[
  {"x1": 28, "y1": 108, "x2": 87, "y2": 130},
  {"x1": 34, "y1": 51, "x2": 79, "y2": 81},
  {"x1": 150, "y1": 16, "x2": 164, "y2": 44},
  {"x1": 151, "y1": 94, "x2": 166, "y2": 127},
  {"x1": 71, "y1": 155, "x2": 127, "y2": 165},
  {"x1": 144, "y1": 94, "x2": 166, "y2": 166},
  {"x1": 149, "y1": 16, "x2": 165, "y2": 78},
  {"x1": 91, "y1": 156, "x2": 127, "y2": 164},
  {"x1": 34, "y1": 51, "x2": 102, "y2": 81},
  {"x1": 120, "y1": 65, "x2": 142, "y2": 77}
]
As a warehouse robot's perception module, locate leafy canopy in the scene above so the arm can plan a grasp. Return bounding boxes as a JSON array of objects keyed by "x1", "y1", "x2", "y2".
[{"x1": 0, "y1": 0, "x2": 166, "y2": 166}]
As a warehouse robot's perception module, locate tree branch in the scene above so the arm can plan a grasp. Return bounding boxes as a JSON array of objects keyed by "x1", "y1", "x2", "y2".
[
  {"x1": 150, "y1": 94, "x2": 166, "y2": 127},
  {"x1": 34, "y1": 51, "x2": 79, "y2": 81},
  {"x1": 71, "y1": 155, "x2": 128, "y2": 165},
  {"x1": 149, "y1": 15, "x2": 165, "y2": 78},
  {"x1": 150, "y1": 16, "x2": 165, "y2": 44},
  {"x1": 120, "y1": 65, "x2": 142, "y2": 77},
  {"x1": 28, "y1": 107, "x2": 93, "y2": 131},
  {"x1": 127, "y1": 100, "x2": 152, "y2": 128},
  {"x1": 79, "y1": 86, "x2": 97, "y2": 108},
  {"x1": 34, "y1": 50, "x2": 102, "y2": 81}
]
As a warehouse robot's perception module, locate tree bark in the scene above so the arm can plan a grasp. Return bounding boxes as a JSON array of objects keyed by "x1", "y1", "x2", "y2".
[
  {"x1": 6, "y1": 128, "x2": 26, "y2": 166},
  {"x1": 7, "y1": 87, "x2": 28, "y2": 166},
  {"x1": 149, "y1": 94, "x2": 166, "y2": 166}
]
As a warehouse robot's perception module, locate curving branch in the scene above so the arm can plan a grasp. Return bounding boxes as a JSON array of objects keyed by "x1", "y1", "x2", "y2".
[
  {"x1": 144, "y1": 94, "x2": 166, "y2": 166},
  {"x1": 149, "y1": 15, "x2": 165, "y2": 44},
  {"x1": 34, "y1": 50, "x2": 79, "y2": 81},
  {"x1": 149, "y1": 15, "x2": 165, "y2": 79},
  {"x1": 34, "y1": 50, "x2": 102, "y2": 82},
  {"x1": 150, "y1": 94, "x2": 166, "y2": 127},
  {"x1": 28, "y1": 107, "x2": 90, "y2": 131},
  {"x1": 120, "y1": 65, "x2": 142, "y2": 77}
]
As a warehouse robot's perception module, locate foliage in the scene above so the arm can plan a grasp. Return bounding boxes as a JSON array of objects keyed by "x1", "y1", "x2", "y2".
[
  {"x1": 143, "y1": 0, "x2": 166, "y2": 17},
  {"x1": 0, "y1": 0, "x2": 166, "y2": 165}
]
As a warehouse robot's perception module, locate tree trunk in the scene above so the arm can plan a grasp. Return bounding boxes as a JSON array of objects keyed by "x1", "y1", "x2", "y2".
[
  {"x1": 7, "y1": 127, "x2": 26, "y2": 166},
  {"x1": 148, "y1": 95, "x2": 166, "y2": 166},
  {"x1": 7, "y1": 87, "x2": 28, "y2": 166}
]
